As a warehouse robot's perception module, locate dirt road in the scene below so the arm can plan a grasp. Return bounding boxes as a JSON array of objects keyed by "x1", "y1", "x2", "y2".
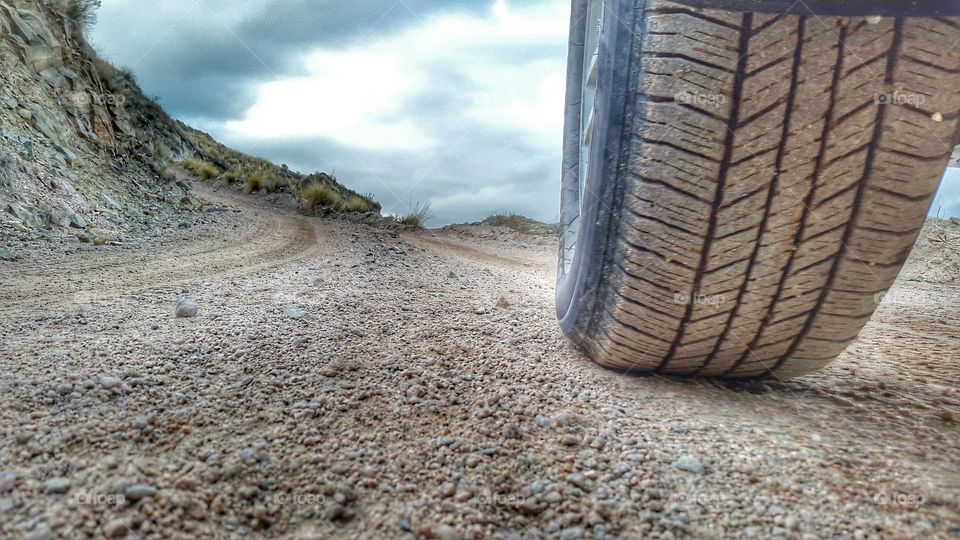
[{"x1": 0, "y1": 184, "x2": 958, "y2": 539}]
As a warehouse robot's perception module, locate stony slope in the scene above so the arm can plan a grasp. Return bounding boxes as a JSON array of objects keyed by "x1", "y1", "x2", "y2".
[{"x1": 0, "y1": 0, "x2": 371, "y2": 261}]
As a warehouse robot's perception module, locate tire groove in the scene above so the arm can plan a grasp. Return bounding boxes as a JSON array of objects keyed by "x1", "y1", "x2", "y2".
[
  {"x1": 720, "y1": 21, "x2": 850, "y2": 377},
  {"x1": 643, "y1": 8, "x2": 743, "y2": 31},
  {"x1": 694, "y1": 16, "x2": 806, "y2": 375},
  {"x1": 636, "y1": 137, "x2": 722, "y2": 163},
  {"x1": 623, "y1": 206, "x2": 706, "y2": 237},
  {"x1": 769, "y1": 17, "x2": 905, "y2": 375},
  {"x1": 656, "y1": 13, "x2": 753, "y2": 373},
  {"x1": 640, "y1": 52, "x2": 738, "y2": 74}
]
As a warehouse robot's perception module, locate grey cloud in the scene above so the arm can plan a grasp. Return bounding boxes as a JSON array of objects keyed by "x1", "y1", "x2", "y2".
[
  {"x1": 235, "y1": 0, "x2": 490, "y2": 50},
  {"x1": 91, "y1": 0, "x2": 492, "y2": 122},
  {"x1": 228, "y1": 128, "x2": 560, "y2": 227},
  {"x1": 92, "y1": 0, "x2": 566, "y2": 226}
]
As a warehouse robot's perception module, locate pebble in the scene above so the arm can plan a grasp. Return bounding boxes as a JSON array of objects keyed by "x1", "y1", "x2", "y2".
[
  {"x1": 439, "y1": 436, "x2": 456, "y2": 447},
  {"x1": 103, "y1": 519, "x2": 128, "y2": 538},
  {"x1": 100, "y1": 376, "x2": 122, "y2": 389},
  {"x1": 124, "y1": 484, "x2": 158, "y2": 501},
  {"x1": 26, "y1": 523, "x2": 53, "y2": 540},
  {"x1": 176, "y1": 299, "x2": 199, "y2": 318},
  {"x1": 284, "y1": 306, "x2": 306, "y2": 319},
  {"x1": 0, "y1": 471, "x2": 16, "y2": 492},
  {"x1": 561, "y1": 434, "x2": 581, "y2": 446},
  {"x1": 44, "y1": 477, "x2": 71, "y2": 494},
  {"x1": 673, "y1": 455, "x2": 705, "y2": 475}
]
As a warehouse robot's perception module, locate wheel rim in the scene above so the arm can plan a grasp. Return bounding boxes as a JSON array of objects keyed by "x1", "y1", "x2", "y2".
[
  {"x1": 580, "y1": 0, "x2": 603, "y2": 203},
  {"x1": 563, "y1": 0, "x2": 604, "y2": 275}
]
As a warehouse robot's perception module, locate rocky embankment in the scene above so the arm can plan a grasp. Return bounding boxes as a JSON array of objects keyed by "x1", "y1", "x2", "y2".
[{"x1": 0, "y1": 1, "x2": 213, "y2": 259}]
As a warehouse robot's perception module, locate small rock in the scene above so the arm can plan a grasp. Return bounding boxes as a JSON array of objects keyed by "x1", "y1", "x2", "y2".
[
  {"x1": 0, "y1": 247, "x2": 15, "y2": 261},
  {"x1": 103, "y1": 519, "x2": 128, "y2": 538},
  {"x1": 0, "y1": 471, "x2": 17, "y2": 492},
  {"x1": 502, "y1": 424, "x2": 521, "y2": 440},
  {"x1": 436, "y1": 525, "x2": 459, "y2": 540},
  {"x1": 124, "y1": 484, "x2": 158, "y2": 501},
  {"x1": 560, "y1": 527, "x2": 585, "y2": 540},
  {"x1": 7, "y1": 202, "x2": 41, "y2": 228},
  {"x1": 176, "y1": 299, "x2": 198, "y2": 318},
  {"x1": 439, "y1": 436, "x2": 456, "y2": 447},
  {"x1": 496, "y1": 295, "x2": 511, "y2": 309},
  {"x1": 325, "y1": 503, "x2": 347, "y2": 521},
  {"x1": 447, "y1": 271, "x2": 457, "y2": 279},
  {"x1": 26, "y1": 523, "x2": 54, "y2": 540},
  {"x1": 673, "y1": 455, "x2": 705, "y2": 475},
  {"x1": 68, "y1": 214, "x2": 87, "y2": 229},
  {"x1": 284, "y1": 306, "x2": 306, "y2": 319},
  {"x1": 553, "y1": 411, "x2": 576, "y2": 427},
  {"x1": 239, "y1": 448, "x2": 258, "y2": 465},
  {"x1": 44, "y1": 477, "x2": 71, "y2": 494},
  {"x1": 561, "y1": 434, "x2": 581, "y2": 446},
  {"x1": 100, "y1": 376, "x2": 122, "y2": 389}
]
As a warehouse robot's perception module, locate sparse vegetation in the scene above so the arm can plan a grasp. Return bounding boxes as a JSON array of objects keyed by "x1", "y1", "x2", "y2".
[
  {"x1": 484, "y1": 212, "x2": 561, "y2": 237},
  {"x1": 176, "y1": 123, "x2": 380, "y2": 214},
  {"x1": 160, "y1": 162, "x2": 177, "y2": 182},
  {"x1": 341, "y1": 196, "x2": 375, "y2": 213},
  {"x1": 244, "y1": 172, "x2": 266, "y2": 194},
  {"x1": 303, "y1": 184, "x2": 342, "y2": 211},
  {"x1": 65, "y1": 0, "x2": 102, "y2": 28},
  {"x1": 398, "y1": 202, "x2": 433, "y2": 228},
  {"x1": 223, "y1": 170, "x2": 241, "y2": 184},
  {"x1": 116, "y1": 67, "x2": 137, "y2": 86},
  {"x1": 181, "y1": 158, "x2": 218, "y2": 180}
]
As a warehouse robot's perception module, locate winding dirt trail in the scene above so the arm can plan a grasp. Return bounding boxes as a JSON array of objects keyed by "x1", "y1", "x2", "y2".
[
  {"x1": 0, "y1": 186, "x2": 958, "y2": 539},
  {"x1": 0, "y1": 185, "x2": 320, "y2": 314}
]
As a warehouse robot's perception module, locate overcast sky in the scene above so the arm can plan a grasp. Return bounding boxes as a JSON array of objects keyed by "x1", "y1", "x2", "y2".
[
  {"x1": 90, "y1": 0, "x2": 568, "y2": 226},
  {"x1": 90, "y1": 1, "x2": 958, "y2": 225}
]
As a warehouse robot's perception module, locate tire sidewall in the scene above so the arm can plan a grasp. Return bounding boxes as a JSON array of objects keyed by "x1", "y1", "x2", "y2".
[{"x1": 557, "y1": 0, "x2": 640, "y2": 338}]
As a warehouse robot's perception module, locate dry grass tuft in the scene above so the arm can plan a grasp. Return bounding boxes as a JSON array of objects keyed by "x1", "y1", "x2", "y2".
[
  {"x1": 244, "y1": 172, "x2": 266, "y2": 194},
  {"x1": 341, "y1": 196, "x2": 374, "y2": 213},
  {"x1": 65, "y1": 0, "x2": 101, "y2": 28},
  {"x1": 398, "y1": 202, "x2": 432, "y2": 228},
  {"x1": 181, "y1": 158, "x2": 218, "y2": 180},
  {"x1": 303, "y1": 184, "x2": 343, "y2": 211}
]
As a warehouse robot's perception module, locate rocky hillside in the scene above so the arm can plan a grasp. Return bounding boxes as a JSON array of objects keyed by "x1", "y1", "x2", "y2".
[{"x1": 0, "y1": 0, "x2": 372, "y2": 260}]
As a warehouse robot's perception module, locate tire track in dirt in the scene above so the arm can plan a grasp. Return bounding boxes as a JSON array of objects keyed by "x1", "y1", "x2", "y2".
[{"x1": 0, "y1": 184, "x2": 321, "y2": 314}]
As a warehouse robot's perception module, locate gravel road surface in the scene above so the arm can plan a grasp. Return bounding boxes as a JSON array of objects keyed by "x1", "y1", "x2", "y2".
[{"x1": 0, "y1": 184, "x2": 957, "y2": 539}]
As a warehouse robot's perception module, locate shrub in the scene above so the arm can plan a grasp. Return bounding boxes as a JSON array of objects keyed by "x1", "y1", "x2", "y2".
[
  {"x1": 398, "y1": 202, "x2": 432, "y2": 228},
  {"x1": 160, "y1": 164, "x2": 177, "y2": 182},
  {"x1": 341, "y1": 196, "x2": 374, "y2": 213},
  {"x1": 244, "y1": 173, "x2": 266, "y2": 194},
  {"x1": 116, "y1": 67, "x2": 137, "y2": 86},
  {"x1": 65, "y1": 0, "x2": 102, "y2": 28},
  {"x1": 263, "y1": 178, "x2": 288, "y2": 193},
  {"x1": 223, "y1": 170, "x2": 241, "y2": 184},
  {"x1": 303, "y1": 184, "x2": 342, "y2": 211},
  {"x1": 181, "y1": 158, "x2": 218, "y2": 180}
]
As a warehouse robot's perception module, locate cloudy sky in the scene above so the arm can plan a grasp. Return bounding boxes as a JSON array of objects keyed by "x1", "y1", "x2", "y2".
[
  {"x1": 90, "y1": 1, "x2": 958, "y2": 225},
  {"x1": 90, "y1": 0, "x2": 569, "y2": 225}
]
